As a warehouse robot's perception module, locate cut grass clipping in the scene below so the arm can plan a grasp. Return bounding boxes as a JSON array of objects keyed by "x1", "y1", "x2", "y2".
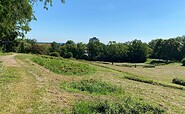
[
  {"x1": 123, "y1": 75, "x2": 185, "y2": 90},
  {"x1": 172, "y1": 78, "x2": 185, "y2": 86},
  {"x1": 31, "y1": 55, "x2": 96, "y2": 76},
  {"x1": 73, "y1": 98, "x2": 165, "y2": 114},
  {"x1": 0, "y1": 64, "x2": 18, "y2": 84},
  {"x1": 60, "y1": 79, "x2": 123, "y2": 95}
]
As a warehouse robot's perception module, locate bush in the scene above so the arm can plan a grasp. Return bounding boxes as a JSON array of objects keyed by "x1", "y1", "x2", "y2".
[
  {"x1": 31, "y1": 44, "x2": 50, "y2": 55},
  {"x1": 64, "y1": 52, "x2": 73, "y2": 58},
  {"x1": 181, "y1": 58, "x2": 185, "y2": 66},
  {"x1": 50, "y1": 52, "x2": 60, "y2": 57},
  {"x1": 61, "y1": 79, "x2": 123, "y2": 95},
  {"x1": 172, "y1": 78, "x2": 185, "y2": 86},
  {"x1": 73, "y1": 99, "x2": 165, "y2": 114}
]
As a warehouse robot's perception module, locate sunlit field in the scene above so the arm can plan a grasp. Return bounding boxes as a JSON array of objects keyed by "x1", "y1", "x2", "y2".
[{"x1": 0, "y1": 54, "x2": 184, "y2": 113}]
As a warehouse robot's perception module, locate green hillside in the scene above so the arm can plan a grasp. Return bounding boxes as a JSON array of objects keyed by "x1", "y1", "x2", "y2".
[{"x1": 0, "y1": 53, "x2": 185, "y2": 113}]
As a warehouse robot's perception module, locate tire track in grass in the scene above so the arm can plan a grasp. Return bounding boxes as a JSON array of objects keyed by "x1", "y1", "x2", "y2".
[
  {"x1": 0, "y1": 54, "x2": 37, "y2": 113},
  {"x1": 15, "y1": 55, "x2": 77, "y2": 113}
]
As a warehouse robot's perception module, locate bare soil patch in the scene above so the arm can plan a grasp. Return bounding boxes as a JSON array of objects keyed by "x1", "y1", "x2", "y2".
[{"x1": 0, "y1": 54, "x2": 20, "y2": 67}]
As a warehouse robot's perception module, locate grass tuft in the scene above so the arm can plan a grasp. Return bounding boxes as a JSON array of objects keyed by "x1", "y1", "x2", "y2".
[
  {"x1": 60, "y1": 79, "x2": 123, "y2": 95},
  {"x1": 172, "y1": 78, "x2": 185, "y2": 86},
  {"x1": 73, "y1": 98, "x2": 165, "y2": 114}
]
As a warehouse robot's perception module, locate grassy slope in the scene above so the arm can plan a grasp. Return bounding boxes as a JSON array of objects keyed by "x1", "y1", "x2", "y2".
[
  {"x1": 0, "y1": 54, "x2": 185, "y2": 113},
  {"x1": 95, "y1": 62, "x2": 185, "y2": 83},
  {"x1": 79, "y1": 61, "x2": 185, "y2": 113},
  {"x1": 0, "y1": 64, "x2": 37, "y2": 113}
]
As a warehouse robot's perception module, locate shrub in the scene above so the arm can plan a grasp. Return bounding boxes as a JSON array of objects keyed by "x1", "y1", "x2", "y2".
[
  {"x1": 172, "y1": 78, "x2": 185, "y2": 86},
  {"x1": 50, "y1": 52, "x2": 60, "y2": 57},
  {"x1": 73, "y1": 99, "x2": 165, "y2": 114},
  {"x1": 61, "y1": 79, "x2": 123, "y2": 95},
  {"x1": 181, "y1": 58, "x2": 185, "y2": 66},
  {"x1": 64, "y1": 52, "x2": 73, "y2": 58},
  {"x1": 31, "y1": 44, "x2": 50, "y2": 55}
]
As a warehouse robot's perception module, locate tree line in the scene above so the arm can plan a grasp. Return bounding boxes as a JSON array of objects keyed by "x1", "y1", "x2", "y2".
[{"x1": 1, "y1": 36, "x2": 185, "y2": 63}]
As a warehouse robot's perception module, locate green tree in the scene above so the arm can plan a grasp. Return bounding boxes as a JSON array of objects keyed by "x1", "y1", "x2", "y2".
[
  {"x1": 148, "y1": 39, "x2": 164, "y2": 59},
  {"x1": 32, "y1": 44, "x2": 50, "y2": 55},
  {"x1": 149, "y1": 38, "x2": 182, "y2": 60},
  {"x1": 0, "y1": 0, "x2": 33, "y2": 39},
  {"x1": 105, "y1": 41, "x2": 128, "y2": 63},
  {"x1": 87, "y1": 37, "x2": 105, "y2": 60},
  {"x1": 162, "y1": 39, "x2": 181, "y2": 60},
  {"x1": 127, "y1": 39, "x2": 149, "y2": 63},
  {"x1": 60, "y1": 40, "x2": 78, "y2": 58},
  {"x1": 0, "y1": 31, "x2": 18, "y2": 52},
  {"x1": 0, "y1": 0, "x2": 65, "y2": 41},
  {"x1": 76, "y1": 42, "x2": 86, "y2": 59},
  {"x1": 50, "y1": 41, "x2": 60, "y2": 52},
  {"x1": 16, "y1": 39, "x2": 32, "y2": 53}
]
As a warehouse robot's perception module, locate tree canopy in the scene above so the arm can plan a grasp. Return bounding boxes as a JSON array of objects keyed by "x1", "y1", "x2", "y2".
[
  {"x1": 0, "y1": 0, "x2": 65, "y2": 39},
  {"x1": 0, "y1": 0, "x2": 33, "y2": 38}
]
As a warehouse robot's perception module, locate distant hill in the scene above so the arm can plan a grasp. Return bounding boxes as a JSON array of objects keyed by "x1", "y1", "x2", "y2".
[{"x1": 37, "y1": 42, "x2": 65, "y2": 46}]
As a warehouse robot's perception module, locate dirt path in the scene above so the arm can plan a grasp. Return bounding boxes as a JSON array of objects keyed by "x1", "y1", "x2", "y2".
[
  {"x1": 0, "y1": 54, "x2": 73, "y2": 113},
  {"x1": 0, "y1": 54, "x2": 20, "y2": 67}
]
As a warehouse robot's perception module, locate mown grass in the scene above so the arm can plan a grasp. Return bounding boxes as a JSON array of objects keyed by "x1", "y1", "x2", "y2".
[
  {"x1": 0, "y1": 52, "x2": 12, "y2": 56},
  {"x1": 88, "y1": 61, "x2": 185, "y2": 90},
  {"x1": 2, "y1": 54, "x2": 185, "y2": 113},
  {"x1": 91, "y1": 61, "x2": 185, "y2": 83},
  {"x1": 31, "y1": 55, "x2": 96, "y2": 76},
  {"x1": 60, "y1": 79, "x2": 123, "y2": 95},
  {"x1": 123, "y1": 75, "x2": 185, "y2": 90},
  {"x1": 73, "y1": 97, "x2": 165, "y2": 114},
  {"x1": 0, "y1": 64, "x2": 19, "y2": 84}
]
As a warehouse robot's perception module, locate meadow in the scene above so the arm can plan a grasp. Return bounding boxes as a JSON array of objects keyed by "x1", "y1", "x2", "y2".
[{"x1": 0, "y1": 53, "x2": 185, "y2": 113}]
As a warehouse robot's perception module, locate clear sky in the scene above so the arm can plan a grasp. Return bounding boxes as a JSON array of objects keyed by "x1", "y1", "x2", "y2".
[{"x1": 26, "y1": 0, "x2": 185, "y2": 44}]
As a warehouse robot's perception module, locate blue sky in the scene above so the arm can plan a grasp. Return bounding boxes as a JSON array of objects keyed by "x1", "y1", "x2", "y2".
[{"x1": 26, "y1": 0, "x2": 185, "y2": 44}]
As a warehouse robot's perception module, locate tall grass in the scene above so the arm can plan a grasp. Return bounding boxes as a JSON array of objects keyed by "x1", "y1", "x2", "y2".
[
  {"x1": 73, "y1": 98, "x2": 165, "y2": 114},
  {"x1": 60, "y1": 79, "x2": 123, "y2": 95},
  {"x1": 172, "y1": 78, "x2": 185, "y2": 86},
  {"x1": 31, "y1": 55, "x2": 96, "y2": 76}
]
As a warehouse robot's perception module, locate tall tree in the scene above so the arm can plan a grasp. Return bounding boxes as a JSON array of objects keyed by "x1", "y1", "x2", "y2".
[
  {"x1": 0, "y1": 0, "x2": 33, "y2": 38},
  {"x1": 50, "y1": 41, "x2": 60, "y2": 52},
  {"x1": 105, "y1": 41, "x2": 128, "y2": 63},
  {"x1": 162, "y1": 39, "x2": 181, "y2": 60},
  {"x1": 87, "y1": 37, "x2": 105, "y2": 60},
  {"x1": 148, "y1": 39, "x2": 164, "y2": 59},
  {"x1": 76, "y1": 42, "x2": 86, "y2": 59},
  {"x1": 127, "y1": 39, "x2": 149, "y2": 63},
  {"x1": 0, "y1": 0, "x2": 65, "y2": 39}
]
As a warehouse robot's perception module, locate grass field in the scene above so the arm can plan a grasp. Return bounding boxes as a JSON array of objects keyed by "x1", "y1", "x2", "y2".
[
  {"x1": 0, "y1": 54, "x2": 185, "y2": 113},
  {"x1": 96, "y1": 61, "x2": 185, "y2": 83}
]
